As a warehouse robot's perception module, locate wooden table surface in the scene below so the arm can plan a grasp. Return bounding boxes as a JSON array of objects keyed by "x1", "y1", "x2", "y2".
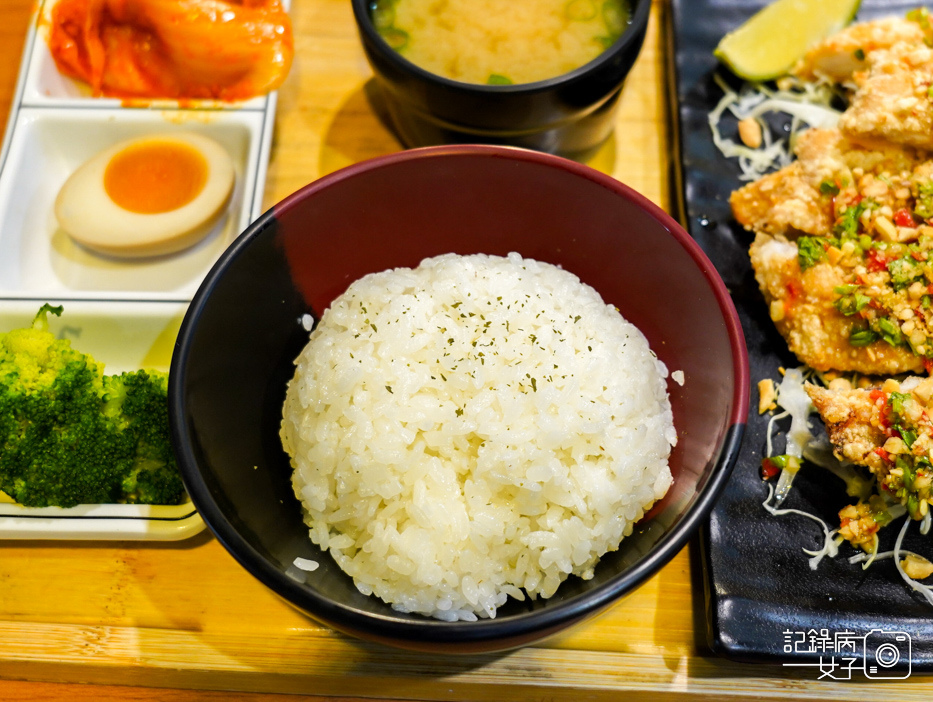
[{"x1": 3, "y1": 1, "x2": 933, "y2": 700}]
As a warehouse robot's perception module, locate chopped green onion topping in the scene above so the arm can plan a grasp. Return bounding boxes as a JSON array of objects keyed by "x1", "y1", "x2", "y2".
[
  {"x1": 849, "y1": 328, "x2": 880, "y2": 346},
  {"x1": 820, "y1": 180, "x2": 840, "y2": 196},
  {"x1": 797, "y1": 236, "x2": 826, "y2": 270}
]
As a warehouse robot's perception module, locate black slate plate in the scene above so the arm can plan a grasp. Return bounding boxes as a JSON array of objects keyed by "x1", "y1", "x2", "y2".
[{"x1": 668, "y1": 0, "x2": 933, "y2": 672}]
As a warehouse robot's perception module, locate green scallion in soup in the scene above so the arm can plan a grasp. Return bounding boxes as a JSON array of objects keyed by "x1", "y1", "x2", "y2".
[{"x1": 369, "y1": 0, "x2": 632, "y2": 86}]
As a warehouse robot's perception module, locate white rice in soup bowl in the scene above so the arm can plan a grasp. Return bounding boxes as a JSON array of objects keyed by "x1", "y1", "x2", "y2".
[{"x1": 280, "y1": 252, "x2": 676, "y2": 622}]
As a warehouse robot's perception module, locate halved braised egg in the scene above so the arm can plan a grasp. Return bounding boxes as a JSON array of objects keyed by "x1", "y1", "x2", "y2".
[{"x1": 54, "y1": 132, "x2": 236, "y2": 258}]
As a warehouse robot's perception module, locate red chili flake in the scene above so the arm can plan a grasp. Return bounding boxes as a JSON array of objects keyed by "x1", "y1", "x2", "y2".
[
  {"x1": 761, "y1": 458, "x2": 780, "y2": 480},
  {"x1": 874, "y1": 446, "x2": 892, "y2": 463},
  {"x1": 881, "y1": 409, "x2": 894, "y2": 430},
  {"x1": 925, "y1": 358, "x2": 933, "y2": 375},
  {"x1": 865, "y1": 248, "x2": 889, "y2": 272},
  {"x1": 895, "y1": 208, "x2": 918, "y2": 228},
  {"x1": 869, "y1": 390, "x2": 895, "y2": 429}
]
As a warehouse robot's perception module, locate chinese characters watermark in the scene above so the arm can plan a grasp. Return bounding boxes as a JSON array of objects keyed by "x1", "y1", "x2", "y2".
[{"x1": 782, "y1": 628, "x2": 912, "y2": 679}]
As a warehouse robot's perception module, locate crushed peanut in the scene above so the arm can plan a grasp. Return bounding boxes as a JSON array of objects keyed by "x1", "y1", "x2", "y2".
[
  {"x1": 737, "y1": 117, "x2": 762, "y2": 149},
  {"x1": 758, "y1": 378, "x2": 777, "y2": 414},
  {"x1": 902, "y1": 553, "x2": 933, "y2": 580}
]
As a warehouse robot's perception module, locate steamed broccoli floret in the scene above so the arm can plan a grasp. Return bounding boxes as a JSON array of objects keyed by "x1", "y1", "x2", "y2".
[
  {"x1": 103, "y1": 370, "x2": 184, "y2": 504},
  {"x1": 0, "y1": 304, "x2": 185, "y2": 508}
]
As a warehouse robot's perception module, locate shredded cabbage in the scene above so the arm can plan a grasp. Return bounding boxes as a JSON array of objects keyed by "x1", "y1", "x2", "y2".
[
  {"x1": 846, "y1": 514, "x2": 933, "y2": 600},
  {"x1": 769, "y1": 367, "x2": 816, "y2": 505},
  {"x1": 762, "y1": 367, "x2": 933, "y2": 604},
  {"x1": 893, "y1": 518, "x2": 933, "y2": 606},
  {"x1": 762, "y1": 483, "x2": 841, "y2": 570},
  {"x1": 779, "y1": 368, "x2": 815, "y2": 458},
  {"x1": 759, "y1": 369, "x2": 837, "y2": 570},
  {"x1": 709, "y1": 74, "x2": 841, "y2": 181},
  {"x1": 717, "y1": 66, "x2": 933, "y2": 603},
  {"x1": 765, "y1": 409, "x2": 789, "y2": 458}
]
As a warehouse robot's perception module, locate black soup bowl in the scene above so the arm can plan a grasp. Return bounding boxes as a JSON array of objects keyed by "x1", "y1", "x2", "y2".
[
  {"x1": 169, "y1": 145, "x2": 749, "y2": 653},
  {"x1": 351, "y1": 0, "x2": 651, "y2": 159}
]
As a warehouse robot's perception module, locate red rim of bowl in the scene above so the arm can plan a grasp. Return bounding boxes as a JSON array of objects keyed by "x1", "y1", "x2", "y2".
[
  {"x1": 273, "y1": 145, "x2": 750, "y2": 432},
  {"x1": 173, "y1": 144, "x2": 750, "y2": 649}
]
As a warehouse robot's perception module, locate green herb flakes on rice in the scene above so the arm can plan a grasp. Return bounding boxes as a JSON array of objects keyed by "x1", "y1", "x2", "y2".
[{"x1": 280, "y1": 252, "x2": 676, "y2": 621}]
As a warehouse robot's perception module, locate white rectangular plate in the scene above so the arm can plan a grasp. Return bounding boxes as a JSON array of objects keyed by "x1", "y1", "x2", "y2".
[
  {"x1": 0, "y1": 107, "x2": 270, "y2": 300},
  {"x1": 0, "y1": 0, "x2": 282, "y2": 538},
  {"x1": 0, "y1": 502, "x2": 204, "y2": 541},
  {"x1": 0, "y1": 300, "x2": 205, "y2": 541}
]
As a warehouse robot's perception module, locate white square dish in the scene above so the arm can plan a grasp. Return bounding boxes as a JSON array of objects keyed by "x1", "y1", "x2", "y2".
[
  {"x1": 0, "y1": 300, "x2": 205, "y2": 541},
  {"x1": 0, "y1": 501, "x2": 203, "y2": 541},
  {"x1": 0, "y1": 0, "x2": 287, "y2": 539},
  {"x1": 0, "y1": 106, "x2": 269, "y2": 301}
]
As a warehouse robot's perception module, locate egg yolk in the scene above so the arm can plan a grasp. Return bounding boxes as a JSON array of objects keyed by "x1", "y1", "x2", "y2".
[{"x1": 103, "y1": 140, "x2": 209, "y2": 214}]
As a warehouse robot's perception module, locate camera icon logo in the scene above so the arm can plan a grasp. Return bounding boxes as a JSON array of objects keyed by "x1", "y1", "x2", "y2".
[{"x1": 863, "y1": 629, "x2": 912, "y2": 679}]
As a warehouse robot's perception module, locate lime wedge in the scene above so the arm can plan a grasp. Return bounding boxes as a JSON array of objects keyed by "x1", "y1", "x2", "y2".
[{"x1": 714, "y1": 0, "x2": 862, "y2": 81}]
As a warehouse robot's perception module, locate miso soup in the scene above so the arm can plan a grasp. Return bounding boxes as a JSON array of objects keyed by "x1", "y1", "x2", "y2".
[{"x1": 370, "y1": 0, "x2": 632, "y2": 86}]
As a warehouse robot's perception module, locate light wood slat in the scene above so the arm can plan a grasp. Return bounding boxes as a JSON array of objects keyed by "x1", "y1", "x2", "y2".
[
  {"x1": 5, "y1": 0, "x2": 933, "y2": 699},
  {"x1": 2, "y1": 619, "x2": 933, "y2": 702},
  {"x1": 0, "y1": 537, "x2": 698, "y2": 657}
]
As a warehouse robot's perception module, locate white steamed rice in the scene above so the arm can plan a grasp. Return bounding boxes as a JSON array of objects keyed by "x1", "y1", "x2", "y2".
[{"x1": 280, "y1": 252, "x2": 676, "y2": 621}]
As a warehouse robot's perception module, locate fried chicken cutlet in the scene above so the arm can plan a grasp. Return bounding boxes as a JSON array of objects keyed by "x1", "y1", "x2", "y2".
[
  {"x1": 793, "y1": 16, "x2": 926, "y2": 84},
  {"x1": 840, "y1": 42, "x2": 933, "y2": 151},
  {"x1": 728, "y1": 10, "x2": 933, "y2": 563},
  {"x1": 749, "y1": 231, "x2": 925, "y2": 374},
  {"x1": 793, "y1": 14, "x2": 933, "y2": 150},
  {"x1": 807, "y1": 377, "x2": 933, "y2": 548},
  {"x1": 731, "y1": 127, "x2": 920, "y2": 237},
  {"x1": 733, "y1": 128, "x2": 933, "y2": 374}
]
